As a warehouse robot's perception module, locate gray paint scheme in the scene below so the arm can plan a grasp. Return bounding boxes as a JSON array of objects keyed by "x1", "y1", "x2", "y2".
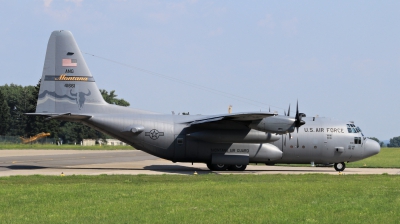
[{"x1": 29, "y1": 30, "x2": 380, "y2": 171}]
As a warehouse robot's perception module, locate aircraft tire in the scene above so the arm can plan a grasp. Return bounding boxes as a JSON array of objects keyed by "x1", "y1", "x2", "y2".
[
  {"x1": 334, "y1": 162, "x2": 345, "y2": 171},
  {"x1": 206, "y1": 163, "x2": 229, "y2": 171},
  {"x1": 228, "y1": 165, "x2": 247, "y2": 171}
]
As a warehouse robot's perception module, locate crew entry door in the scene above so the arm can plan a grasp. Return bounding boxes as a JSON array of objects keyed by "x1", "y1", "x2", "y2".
[{"x1": 174, "y1": 135, "x2": 185, "y2": 161}]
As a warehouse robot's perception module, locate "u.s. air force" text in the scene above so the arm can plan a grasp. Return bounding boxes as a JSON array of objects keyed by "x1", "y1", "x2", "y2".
[{"x1": 304, "y1": 128, "x2": 345, "y2": 133}]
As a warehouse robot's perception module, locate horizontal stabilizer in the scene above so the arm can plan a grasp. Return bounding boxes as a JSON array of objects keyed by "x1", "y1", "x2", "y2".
[{"x1": 26, "y1": 112, "x2": 92, "y2": 121}]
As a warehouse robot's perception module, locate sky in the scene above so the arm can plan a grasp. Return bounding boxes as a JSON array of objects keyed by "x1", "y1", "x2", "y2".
[{"x1": 1, "y1": 0, "x2": 399, "y2": 140}]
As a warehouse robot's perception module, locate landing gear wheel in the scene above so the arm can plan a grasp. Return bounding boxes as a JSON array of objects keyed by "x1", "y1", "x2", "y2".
[
  {"x1": 206, "y1": 163, "x2": 228, "y2": 171},
  {"x1": 228, "y1": 165, "x2": 247, "y2": 171},
  {"x1": 334, "y1": 162, "x2": 345, "y2": 171}
]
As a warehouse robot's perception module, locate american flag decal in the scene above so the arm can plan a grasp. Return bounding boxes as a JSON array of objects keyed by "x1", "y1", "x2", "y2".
[{"x1": 62, "y1": 59, "x2": 77, "y2": 67}]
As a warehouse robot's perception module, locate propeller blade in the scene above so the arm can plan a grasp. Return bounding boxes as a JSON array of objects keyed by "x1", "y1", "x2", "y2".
[
  {"x1": 287, "y1": 104, "x2": 290, "y2": 117},
  {"x1": 284, "y1": 110, "x2": 286, "y2": 116},
  {"x1": 297, "y1": 138, "x2": 299, "y2": 148},
  {"x1": 284, "y1": 135, "x2": 286, "y2": 146},
  {"x1": 294, "y1": 100, "x2": 306, "y2": 129},
  {"x1": 289, "y1": 133, "x2": 292, "y2": 139}
]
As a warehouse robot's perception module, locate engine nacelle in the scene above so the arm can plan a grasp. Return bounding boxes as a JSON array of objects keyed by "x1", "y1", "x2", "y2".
[
  {"x1": 251, "y1": 143, "x2": 282, "y2": 162},
  {"x1": 249, "y1": 115, "x2": 295, "y2": 134}
]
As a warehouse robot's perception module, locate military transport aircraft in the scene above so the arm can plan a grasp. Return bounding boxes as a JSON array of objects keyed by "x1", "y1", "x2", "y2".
[{"x1": 28, "y1": 30, "x2": 380, "y2": 172}]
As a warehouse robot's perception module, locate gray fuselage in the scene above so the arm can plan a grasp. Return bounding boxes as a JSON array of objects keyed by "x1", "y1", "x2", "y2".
[{"x1": 81, "y1": 110, "x2": 379, "y2": 166}]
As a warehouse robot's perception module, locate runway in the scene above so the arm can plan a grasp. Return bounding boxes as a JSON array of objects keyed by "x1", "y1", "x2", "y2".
[{"x1": 0, "y1": 150, "x2": 399, "y2": 176}]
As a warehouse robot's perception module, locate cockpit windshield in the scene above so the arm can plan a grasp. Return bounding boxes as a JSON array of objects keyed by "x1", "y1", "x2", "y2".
[{"x1": 347, "y1": 124, "x2": 364, "y2": 136}]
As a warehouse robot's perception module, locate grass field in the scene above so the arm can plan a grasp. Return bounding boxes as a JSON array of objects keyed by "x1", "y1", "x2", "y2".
[
  {"x1": 347, "y1": 148, "x2": 400, "y2": 168},
  {"x1": 0, "y1": 174, "x2": 399, "y2": 223}
]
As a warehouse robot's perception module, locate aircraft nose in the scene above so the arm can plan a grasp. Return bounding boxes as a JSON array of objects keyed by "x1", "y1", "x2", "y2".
[{"x1": 364, "y1": 138, "x2": 380, "y2": 158}]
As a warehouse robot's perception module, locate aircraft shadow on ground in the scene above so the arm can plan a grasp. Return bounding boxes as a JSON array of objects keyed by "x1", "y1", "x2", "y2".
[
  {"x1": 2, "y1": 164, "x2": 334, "y2": 174},
  {"x1": 2, "y1": 164, "x2": 213, "y2": 175},
  {"x1": 143, "y1": 165, "x2": 214, "y2": 175},
  {"x1": 5, "y1": 165, "x2": 48, "y2": 170}
]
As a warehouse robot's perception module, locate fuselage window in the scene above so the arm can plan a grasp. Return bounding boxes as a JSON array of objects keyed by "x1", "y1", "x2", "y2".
[
  {"x1": 354, "y1": 137, "x2": 361, "y2": 144},
  {"x1": 177, "y1": 138, "x2": 183, "y2": 144},
  {"x1": 327, "y1": 134, "x2": 332, "y2": 140}
]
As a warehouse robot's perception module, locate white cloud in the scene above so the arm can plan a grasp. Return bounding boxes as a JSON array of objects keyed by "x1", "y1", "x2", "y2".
[
  {"x1": 43, "y1": 0, "x2": 52, "y2": 8},
  {"x1": 148, "y1": 12, "x2": 171, "y2": 23},
  {"x1": 208, "y1": 28, "x2": 223, "y2": 37},
  {"x1": 43, "y1": 0, "x2": 83, "y2": 8},
  {"x1": 258, "y1": 14, "x2": 275, "y2": 29},
  {"x1": 281, "y1": 17, "x2": 299, "y2": 36},
  {"x1": 66, "y1": 0, "x2": 83, "y2": 7},
  {"x1": 42, "y1": 0, "x2": 84, "y2": 22}
]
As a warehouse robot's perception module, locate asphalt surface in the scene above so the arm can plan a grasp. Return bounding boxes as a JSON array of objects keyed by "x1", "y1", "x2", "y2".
[{"x1": 0, "y1": 150, "x2": 399, "y2": 176}]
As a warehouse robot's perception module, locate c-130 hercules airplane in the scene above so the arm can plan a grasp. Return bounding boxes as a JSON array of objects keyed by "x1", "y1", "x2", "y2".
[{"x1": 29, "y1": 30, "x2": 380, "y2": 172}]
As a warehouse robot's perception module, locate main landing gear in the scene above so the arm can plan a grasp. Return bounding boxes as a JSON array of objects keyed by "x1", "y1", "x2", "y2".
[
  {"x1": 334, "y1": 162, "x2": 346, "y2": 171},
  {"x1": 206, "y1": 163, "x2": 247, "y2": 171}
]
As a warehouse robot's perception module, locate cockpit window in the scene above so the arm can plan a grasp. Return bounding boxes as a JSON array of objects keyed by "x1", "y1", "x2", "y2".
[
  {"x1": 347, "y1": 124, "x2": 365, "y2": 136},
  {"x1": 347, "y1": 125, "x2": 358, "y2": 133}
]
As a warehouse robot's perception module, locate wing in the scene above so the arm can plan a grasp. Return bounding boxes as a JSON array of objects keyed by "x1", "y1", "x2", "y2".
[{"x1": 184, "y1": 112, "x2": 276, "y2": 126}]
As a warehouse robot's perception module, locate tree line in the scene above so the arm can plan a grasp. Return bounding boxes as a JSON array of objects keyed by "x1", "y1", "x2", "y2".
[{"x1": 0, "y1": 81, "x2": 129, "y2": 144}]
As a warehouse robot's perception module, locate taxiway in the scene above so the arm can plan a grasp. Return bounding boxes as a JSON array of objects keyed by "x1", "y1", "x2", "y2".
[{"x1": 0, "y1": 150, "x2": 398, "y2": 176}]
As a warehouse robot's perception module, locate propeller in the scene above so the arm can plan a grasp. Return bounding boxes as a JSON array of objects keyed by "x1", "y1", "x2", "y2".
[
  {"x1": 283, "y1": 101, "x2": 305, "y2": 148},
  {"x1": 294, "y1": 100, "x2": 306, "y2": 133},
  {"x1": 286, "y1": 104, "x2": 292, "y2": 139}
]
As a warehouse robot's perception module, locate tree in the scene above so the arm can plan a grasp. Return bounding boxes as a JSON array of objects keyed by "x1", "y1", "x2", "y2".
[
  {"x1": 100, "y1": 89, "x2": 130, "y2": 106},
  {"x1": 0, "y1": 90, "x2": 10, "y2": 135},
  {"x1": 24, "y1": 80, "x2": 61, "y2": 139},
  {"x1": 368, "y1": 137, "x2": 384, "y2": 147},
  {"x1": 1, "y1": 82, "x2": 130, "y2": 143},
  {"x1": 387, "y1": 136, "x2": 400, "y2": 147},
  {"x1": 0, "y1": 84, "x2": 34, "y2": 136},
  {"x1": 368, "y1": 137, "x2": 380, "y2": 143}
]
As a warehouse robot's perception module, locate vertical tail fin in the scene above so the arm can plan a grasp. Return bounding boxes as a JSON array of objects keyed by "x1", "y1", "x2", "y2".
[{"x1": 36, "y1": 30, "x2": 107, "y2": 114}]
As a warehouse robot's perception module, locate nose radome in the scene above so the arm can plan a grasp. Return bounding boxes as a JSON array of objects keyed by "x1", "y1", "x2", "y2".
[{"x1": 364, "y1": 139, "x2": 380, "y2": 158}]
